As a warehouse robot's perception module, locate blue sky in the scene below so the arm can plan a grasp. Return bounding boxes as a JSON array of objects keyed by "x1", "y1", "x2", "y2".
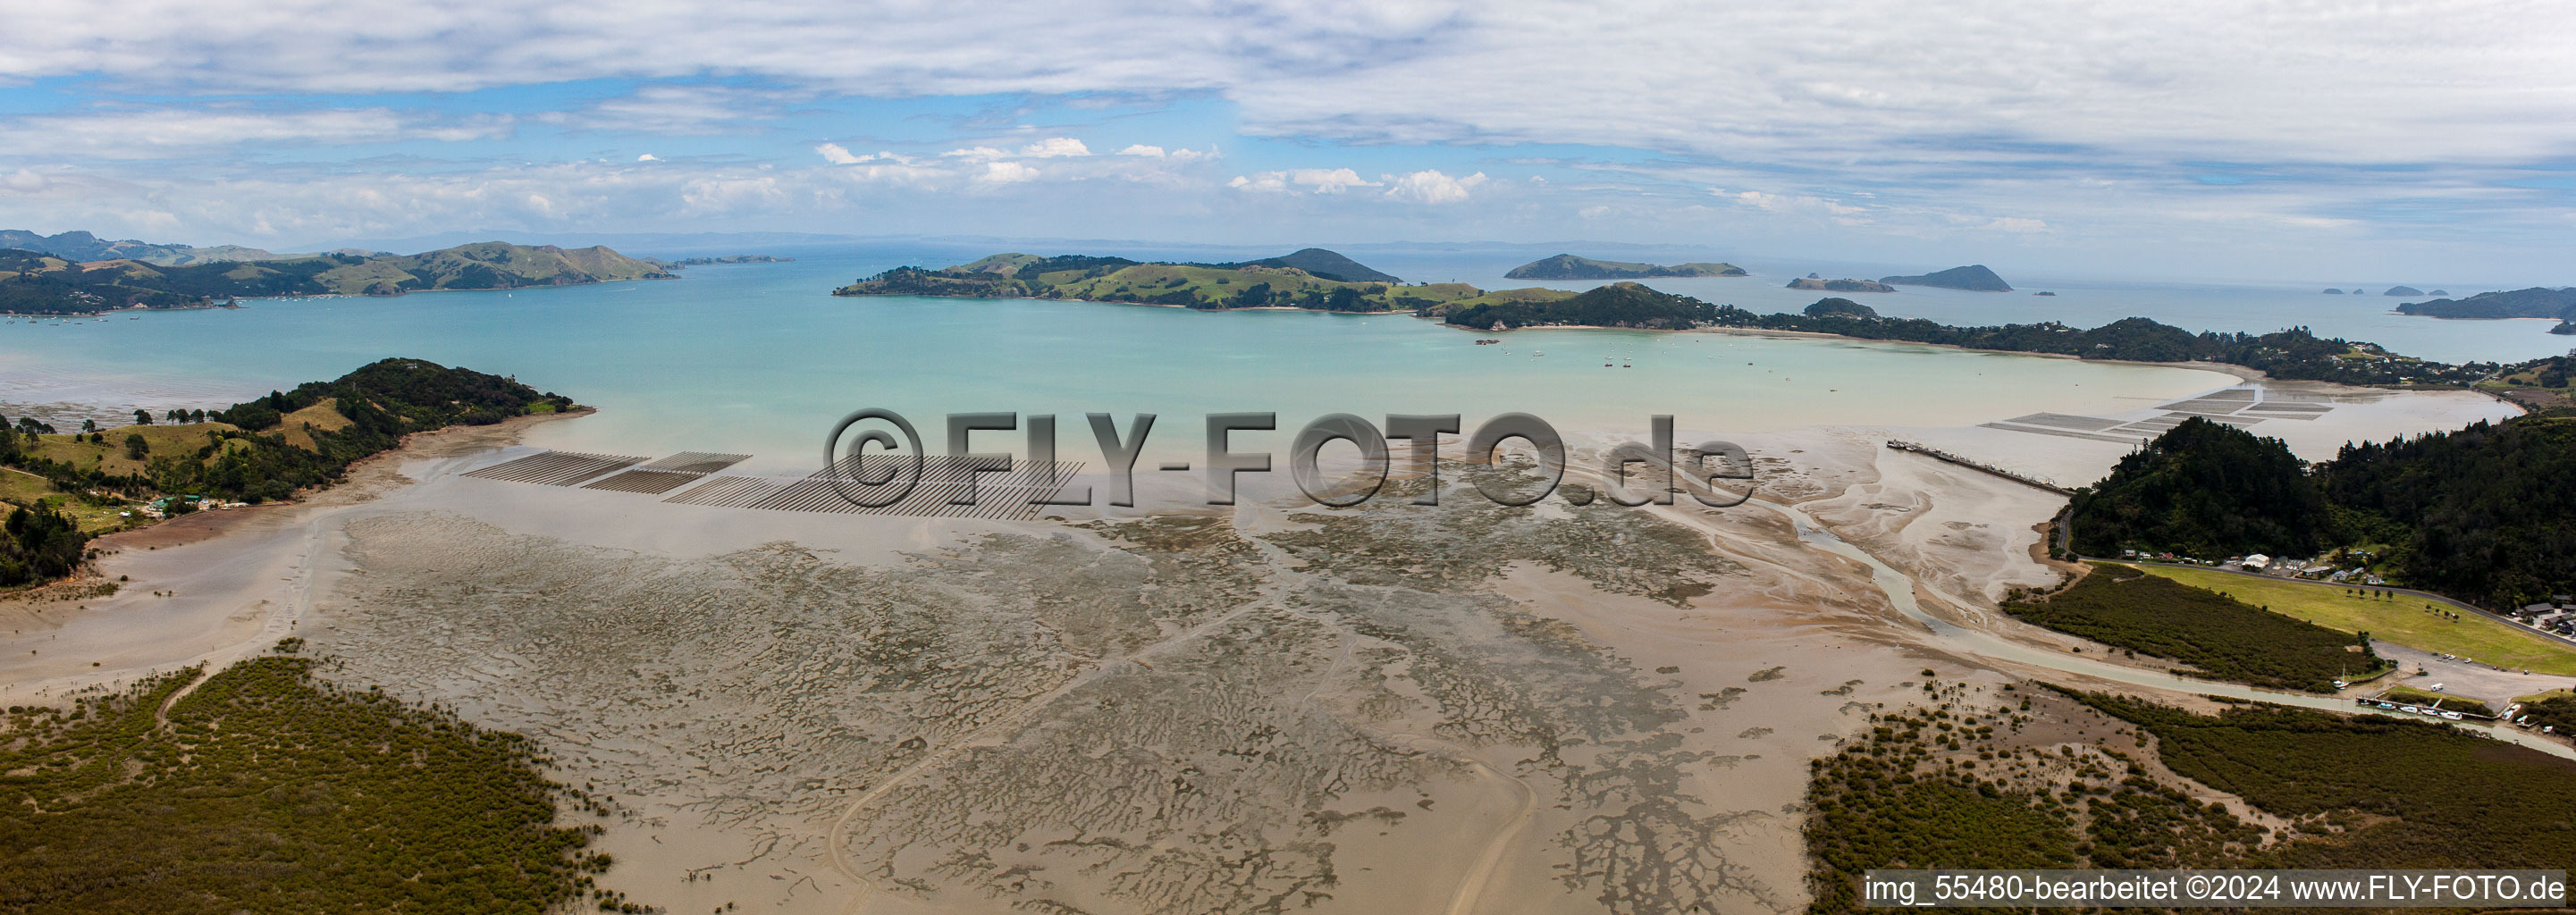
[{"x1": 3, "y1": 1, "x2": 2572, "y2": 281}]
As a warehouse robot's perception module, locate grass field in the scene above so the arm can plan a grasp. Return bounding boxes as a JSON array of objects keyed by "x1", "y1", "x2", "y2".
[
  {"x1": 0, "y1": 468, "x2": 138, "y2": 533},
  {"x1": 2139, "y1": 565, "x2": 2576, "y2": 676},
  {"x1": 29, "y1": 422, "x2": 238, "y2": 477}
]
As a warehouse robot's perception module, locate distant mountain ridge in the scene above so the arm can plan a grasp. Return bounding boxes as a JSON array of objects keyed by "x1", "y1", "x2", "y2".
[
  {"x1": 0, "y1": 229, "x2": 280, "y2": 266},
  {"x1": 1, "y1": 240, "x2": 670, "y2": 314},
  {"x1": 1504, "y1": 254, "x2": 1746, "y2": 280},
  {"x1": 1880, "y1": 264, "x2": 2013, "y2": 291}
]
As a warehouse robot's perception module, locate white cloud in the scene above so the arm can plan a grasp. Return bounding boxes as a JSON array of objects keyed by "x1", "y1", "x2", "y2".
[
  {"x1": 979, "y1": 161, "x2": 1040, "y2": 183},
  {"x1": 636, "y1": 153, "x2": 660, "y2": 162},
  {"x1": 815, "y1": 142, "x2": 862, "y2": 164},
  {"x1": 9, "y1": 2, "x2": 2572, "y2": 168},
  {"x1": 1382, "y1": 169, "x2": 1486, "y2": 204},
  {"x1": 547, "y1": 84, "x2": 798, "y2": 135},
  {"x1": 0, "y1": 106, "x2": 509, "y2": 158},
  {"x1": 1020, "y1": 137, "x2": 1090, "y2": 157},
  {"x1": 1227, "y1": 167, "x2": 1379, "y2": 194},
  {"x1": 6, "y1": 2, "x2": 2574, "y2": 273}
]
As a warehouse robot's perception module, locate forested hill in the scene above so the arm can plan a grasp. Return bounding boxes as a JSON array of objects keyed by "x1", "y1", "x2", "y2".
[
  {"x1": 2067, "y1": 417, "x2": 2332, "y2": 559},
  {"x1": 0, "y1": 242, "x2": 671, "y2": 314},
  {"x1": 2067, "y1": 410, "x2": 2576, "y2": 608},
  {"x1": 1439, "y1": 281, "x2": 1718, "y2": 329},
  {"x1": 2322, "y1": 411, "x2": 2576, "y2": 605}
]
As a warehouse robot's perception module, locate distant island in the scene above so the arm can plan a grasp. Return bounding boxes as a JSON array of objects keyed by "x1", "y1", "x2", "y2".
[
  {"x1": 1503, "y1": 254, "x2": 1746, "y2": 280},
  {"x1": 0, "y1": 228, "x2": 281, "y2": 267},
  {"x1": 665, "y1": 255, "x2": 793, "y2": 266},
  {"x1": 2384, "y1": 286, "x2": 2423, "y2": 297},
  {"x1": 0, "y1": 240, "x2": 671, "y2": 314},
  {"x1": 1879, "y1": 264, "x2": 2013, "y2": 291},
  {"x1": 835, "y1": 249, "x2": 1469, "y2": 311},
  {"x1": 834, "y1": 249, "x2": 2497, "y2": 380},
  {"x1": 1214, "y1": 248, "x2": 1399, "y2": 282},
  {"x1": 1785, "y1": 277, "x2": 1893, "y2": 293},
  {"x1": 1803, "y1": 298, "x2": 1879, "y2": 318},
  {"x1": 2395, "y1": 287, "x2": 2576, "y2": 334},
  {"x1": 2323, "y1": 288, "x2": 2345, "y2": 294}
]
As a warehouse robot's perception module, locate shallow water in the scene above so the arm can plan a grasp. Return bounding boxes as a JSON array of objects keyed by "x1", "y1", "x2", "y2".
[{"x1": 2, "y1": 255, "x2": 2243, "y2": 472}]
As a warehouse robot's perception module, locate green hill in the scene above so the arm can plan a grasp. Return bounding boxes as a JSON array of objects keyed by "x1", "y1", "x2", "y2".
[
  {"x1": 0, "y1": 242, "x2": 671, "y2": 313},
  {"x1": 1803, "y1": 298, "x2": 1878, "y2": 318},
  {"x1": 2066, "y1": 407, "x2": 2576, "y2": 608},
  {"x1": 2067, "y1": 417, "x2": 2331, "y2": 558},
  {"x1": 1503, "y1": 254, "x2": 1746, "y2": 280},
  {"x1": 1441, "y1": 281, "x2": 1717, "y2": 330},
  {"x1": 2322, "y1": 411, "x2": 2576, "y2": 606}
]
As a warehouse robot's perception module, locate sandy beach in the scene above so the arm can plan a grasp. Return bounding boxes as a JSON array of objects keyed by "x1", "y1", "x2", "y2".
[{"x1": 0, "y1": 374, "x2": 2521, "y2": 915}]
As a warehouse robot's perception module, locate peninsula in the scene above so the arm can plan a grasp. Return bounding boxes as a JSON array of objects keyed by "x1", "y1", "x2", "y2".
[
  {"x1": 1880, "y1": 264, "x2": 2013, "y2": 291},
  {"x1": 2395, "y1": 287, "x2": 2576, "y2": 333},
  {"x1": 1504, "y1": 253, "x2": 1746, "y2": 279},
  {"x1": 1443, "y1": 282, "x2": 2484, "y2": 385},
  {"x1": 0, "y1": 240, "x2": 672, "y2": 314}
]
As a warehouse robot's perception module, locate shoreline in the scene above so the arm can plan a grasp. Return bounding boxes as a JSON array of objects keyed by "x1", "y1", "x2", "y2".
[
  {"x1": 0, "y1": 365, "x2": 2524, "y2": 913},
  {"x1": 0, "y1": 407, "x2": 592, "y2": 701}
]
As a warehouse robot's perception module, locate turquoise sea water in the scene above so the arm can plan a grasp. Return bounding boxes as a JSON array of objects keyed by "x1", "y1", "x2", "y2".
[{"x1": 4, "y1": 248, "x2": 2543, "y2": 472}]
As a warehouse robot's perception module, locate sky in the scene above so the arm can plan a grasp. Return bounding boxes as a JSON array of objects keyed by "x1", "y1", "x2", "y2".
[{"x1": 3, "y1": 0, "x2": 2573, "y2": 281}]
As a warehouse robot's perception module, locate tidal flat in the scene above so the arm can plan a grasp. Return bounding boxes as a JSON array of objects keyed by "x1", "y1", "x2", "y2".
[{"x1": 0, "y1": 370, "x2": 2519, "y2": 914}]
